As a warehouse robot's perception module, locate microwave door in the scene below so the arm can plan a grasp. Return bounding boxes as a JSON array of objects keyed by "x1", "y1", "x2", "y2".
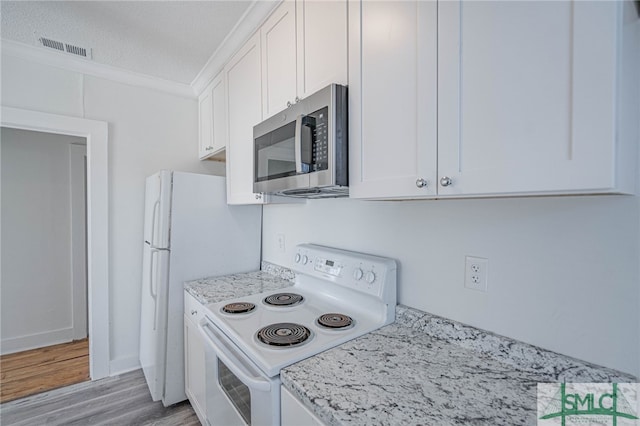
[{"x1": 255, "y1": 122, "x2": 296, "y2": 182}]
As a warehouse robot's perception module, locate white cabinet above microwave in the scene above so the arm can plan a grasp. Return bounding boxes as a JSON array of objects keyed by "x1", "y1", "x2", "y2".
[{"x1": 261, "y1": 0, "x2": 348, "y2": 120}]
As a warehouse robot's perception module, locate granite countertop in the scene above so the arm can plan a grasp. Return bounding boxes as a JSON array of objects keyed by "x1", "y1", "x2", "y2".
[
  {"x1": 184, "y1": 262, "x2": 295, "y2": 305},
  {"x1": 281, "y1": 305, "x2": 637, "y2": 426},
  {"x1": 184, "y1": 264, "x2": 636, "y2": 425}
]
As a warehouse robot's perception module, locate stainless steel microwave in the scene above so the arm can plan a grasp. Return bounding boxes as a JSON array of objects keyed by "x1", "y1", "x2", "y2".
[{"x1": 253, "y1": 84, "x2": 348, "y2": 198}]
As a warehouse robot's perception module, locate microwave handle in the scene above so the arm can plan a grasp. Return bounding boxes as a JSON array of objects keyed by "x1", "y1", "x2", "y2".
[
  {"x1": 199, "y1": 317, "x2": 271, "y2": 392},
  {"x1": 294, "y1": 114, "x2": 304, "y2": 174}
]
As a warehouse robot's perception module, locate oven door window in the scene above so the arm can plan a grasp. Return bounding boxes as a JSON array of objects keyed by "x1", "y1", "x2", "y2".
[{"x1": 218, "y1": 359, "x2": 252, "y2": 425}]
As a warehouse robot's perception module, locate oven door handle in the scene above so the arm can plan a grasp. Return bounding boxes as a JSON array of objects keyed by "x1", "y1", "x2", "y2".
[{"x1": 199, "y1": 318, "x2": 271, "y2": 392}]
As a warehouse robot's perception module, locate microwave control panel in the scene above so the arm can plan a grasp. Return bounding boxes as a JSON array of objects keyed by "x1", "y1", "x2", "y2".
[{"x1": 309, "y1": 106, "x2": 328, "y2": 171}]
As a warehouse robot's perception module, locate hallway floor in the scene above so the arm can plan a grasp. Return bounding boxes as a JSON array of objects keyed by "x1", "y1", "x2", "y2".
[
  {"x1": 0, "y1": 339, "x2": 89, "y2": 403},
  {"x1": 0, "y1": 369, "x2": 198, "y2": 425}
]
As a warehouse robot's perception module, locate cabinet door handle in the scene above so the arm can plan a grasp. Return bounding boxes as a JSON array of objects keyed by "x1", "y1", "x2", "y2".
[
  {"x1": 287, "y1": 101, "x2": 292, "y2": 108},
  {"x1": 440, "y1": 176, "x2": 453, "y2": 187},
  {"x1": 415, "y1": 178, "x2": 427, "y2": 188},
  {"x1": 295, "y1": 97, "x2": 300, "y2": 103},
  {"x1": 191, "y1": 309, "x2": 197, "y2": 315},
  {"x1": 255, "y1": 194, "x2": 262, "y2": 200},
  {"x1": 205, "y1": 146, "x2": 214, "y2": 151}
]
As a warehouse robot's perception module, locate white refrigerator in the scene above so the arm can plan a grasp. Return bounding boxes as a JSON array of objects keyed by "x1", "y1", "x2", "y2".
[{"x1": 139, "y1": 170, "x2": 262, "y2": 407}]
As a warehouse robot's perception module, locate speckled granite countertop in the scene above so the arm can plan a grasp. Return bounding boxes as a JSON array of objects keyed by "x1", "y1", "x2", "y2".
[
  {"x1": 184, "y1": 265, "x2": 636, "y2": 425},
  {"x1": 281, "y1": 305, "x2": 637, "y2": 426},
  {"x1": 184, "y1": 261, "x2": 294, "y2": 305}
]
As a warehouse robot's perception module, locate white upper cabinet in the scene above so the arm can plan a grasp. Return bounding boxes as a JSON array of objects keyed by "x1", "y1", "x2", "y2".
[
  {"x1": 349, "y1": 0, "x2": 639, "y2": 199},
  {"x1": 198, "y1": 71, "x2": 227, "y2": 161},
  {"x1": 296, "y1": 0, "x2": 348, "y2": 99},
  {"x1": 210, "y1": 73, "x2": 227, "y2": 157},
  {"x1": 261, "y1": 1, "x2": 298, "y2": 119},
  {"x1": 262, "y1": 0, "x2": 348, "y2": 119},
  {"x1": 348, "y1": 0, "x2": 437, "y2": 199},
  {"x1": 198, "y1": 89, "x2": 214, "y2": 159},
  {"x1": 225, "y1": 32, "x2": 268, "y2": 205},
  {"x1": 438, "y1": 1, "x2": 636, "y2": 196}
]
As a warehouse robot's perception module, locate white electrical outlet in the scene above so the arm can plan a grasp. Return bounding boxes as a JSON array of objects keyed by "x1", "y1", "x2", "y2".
[
  {"x1": 465, "y1": 256, "x2": 488, "y2": 292},
  {"x1": 277, "y1": 234, "x2": 286, "y2": 252}
]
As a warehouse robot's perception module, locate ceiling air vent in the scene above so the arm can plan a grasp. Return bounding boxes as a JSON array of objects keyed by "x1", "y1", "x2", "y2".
[{"x1": 38, "y1": 36, "x2": 92, "y2": 59}]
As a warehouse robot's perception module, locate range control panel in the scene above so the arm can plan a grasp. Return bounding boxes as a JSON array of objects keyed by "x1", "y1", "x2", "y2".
[
  {"x1": 292, "y1": 243, "x2": 397, "y2": 301},
  {"x1": 314, "y1": 257, "x2": 343, "y2": 276}
]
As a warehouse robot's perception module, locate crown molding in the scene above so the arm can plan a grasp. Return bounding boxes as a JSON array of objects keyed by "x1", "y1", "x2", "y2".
[
  {"x1": 1, "y1": 39, "x2": 196, "y2": 99},
  {"x1": 191, "y1": 0, "x2": 281, "y2": 96}
]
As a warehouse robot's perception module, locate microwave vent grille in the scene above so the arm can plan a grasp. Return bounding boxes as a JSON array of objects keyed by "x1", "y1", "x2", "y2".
[{"x1": 277, "y1": 186, "x2": 349, "y2": 199}]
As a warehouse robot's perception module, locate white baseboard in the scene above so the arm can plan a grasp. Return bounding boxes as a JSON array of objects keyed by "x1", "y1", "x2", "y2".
[
  {"x1": 1, "y1": 327, "x2": 74, "y2": 355},
  {"x1": 109, "y1": 355, "x2": 141, "y2": 376}
]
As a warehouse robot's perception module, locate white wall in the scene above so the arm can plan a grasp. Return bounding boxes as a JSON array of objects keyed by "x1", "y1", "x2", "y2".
[
  {"x1": 262, "y1": 194, "x2": 640, "y2": 377},
  {"x1": 1, "y1": 54, "x2": 225, "y2": 373},
  {"x1": 82, "y1": 76, "x2": 225, "y2": 371},
  {"x1": 0, "y1": 127, "x2": 86, "y2": 352}
]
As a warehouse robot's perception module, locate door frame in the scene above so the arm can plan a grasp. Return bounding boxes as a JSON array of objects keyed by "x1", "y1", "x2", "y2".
[
  {"x1": 69, "y1": 143, "x2": 88, "y2": 340},
  {"x1": 1, "y1": 106, "x2": 110, "y2": 380}
]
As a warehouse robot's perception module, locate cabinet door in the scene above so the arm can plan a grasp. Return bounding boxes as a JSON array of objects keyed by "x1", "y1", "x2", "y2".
[
  {"x1": 296, "y1": 0, "x2": 348, "y2": 99},
  {"x1": 437, "y1": 1, "x2": 620, "y2": 196},
  {"x1": 348, "y1": 0, "x2": 438, "y2": 199},
  {"x1": 184, "y1": 315, "x2": 206, "y2": 423},
  {"x1": 198, "y1": 88, "x2": 214, "y2": 159},
  {"x1": 210, "y1": 71, "x2": 227, "y2": 155},
  {"x1": 226, "y1": 32, "x2": 267, "y2": 205},
  {"x1": 261, "y1": 0, "x2": 297, "y2": 119},
  {"x1": 199, "y1": 73, "x2": 227, "y2": 160},
  {"x1": 281, "y1": 386, "x2": 325, "y2": 426}
]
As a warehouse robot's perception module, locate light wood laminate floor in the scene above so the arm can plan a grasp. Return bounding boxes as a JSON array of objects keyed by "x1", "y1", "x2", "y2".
[
  {"x1": 0, "y1": 339, "x2": 90, "y2": 403},
  {"x1": 0, "y1": 369, "x2": 199, "y2": 425}
]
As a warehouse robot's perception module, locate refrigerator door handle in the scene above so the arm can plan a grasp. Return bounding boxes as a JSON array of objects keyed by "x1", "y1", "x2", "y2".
[
  {"x1": 149, "y1": 248, "x2": 158, "y2": 298},
  {"x1": 149, "y1": 248, "x2": 159, "y2": 331},
  {"x1": 150, "y1": 199, "x2": 160, "y2": 248}
]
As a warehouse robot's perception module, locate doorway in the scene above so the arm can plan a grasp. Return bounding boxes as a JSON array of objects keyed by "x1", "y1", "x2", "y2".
[
  {"x1": 1, "y1": 106, "x2": 110, "y2": 383},
  {"x1": 0, "y1": 128, "x2": 89, "y2": 402}
]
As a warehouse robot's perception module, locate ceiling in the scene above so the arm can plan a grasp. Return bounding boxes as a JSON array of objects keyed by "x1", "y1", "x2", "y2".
[{"x1": 0, "y1": 1, "x2": 254, "y2": 85}]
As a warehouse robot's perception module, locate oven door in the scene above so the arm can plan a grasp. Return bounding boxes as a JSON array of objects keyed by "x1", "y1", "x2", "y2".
[{"x1": 199, "y1": 316, "x2": 280, "y2": 426}]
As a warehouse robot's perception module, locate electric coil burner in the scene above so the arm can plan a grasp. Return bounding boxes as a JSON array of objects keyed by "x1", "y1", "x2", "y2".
[
  {"x1": 201, "y1": 244, "x2": 397, "y2": 426},
  {"x1": 316, "y1": 313, "x2": 354, "y2": 329},
  {"x1": 263, "y1": 292, "x2": 304, "y2": 307},
  {"x1": 221, "y1": 302, "x2": 256, "y2": 314},
  {"x1": 257, "y1": 323, "x2": 312, "y2": 347}
]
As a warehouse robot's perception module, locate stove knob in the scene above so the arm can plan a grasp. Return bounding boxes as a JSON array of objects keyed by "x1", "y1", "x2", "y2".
[
  {"x1": 353, "y1": 268, "x2": 363, "y2": 281},
  {"x1": 301, "y1": 255, "x2": 309, "y2": 265},
  {"x1": 295, "y1": 253, "x2": 301, "y2": 263},
  {"x1": 365, "y1": 271, "x2": 376, "y2": 284}
]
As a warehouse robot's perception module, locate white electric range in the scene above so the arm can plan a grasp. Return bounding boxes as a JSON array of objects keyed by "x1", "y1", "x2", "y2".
[{"x1": 198, "y1": 244, "x2": 397, "y2": 426}]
